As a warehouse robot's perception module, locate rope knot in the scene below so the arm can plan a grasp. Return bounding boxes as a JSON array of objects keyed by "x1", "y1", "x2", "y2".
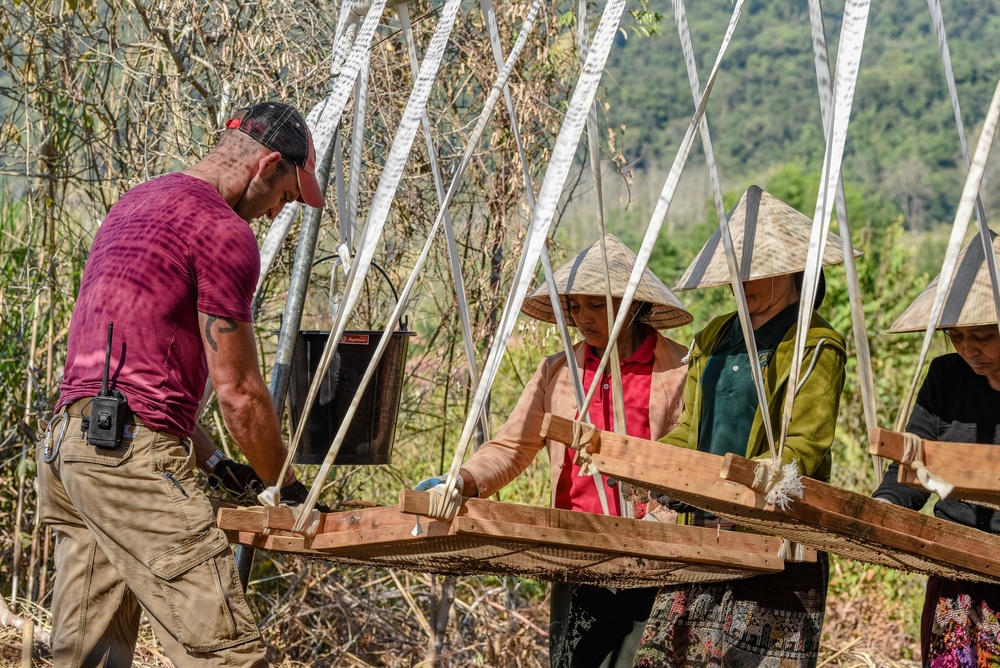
[
  {"x1": 751, "y1": 459, "x2": 804, "y2": 511},
  {"x1": 901, "y1": 432, "x2": 954, "y2": 499},
  {"x1": 571, "y1": 421, "x2": 599, "y2": 475}
]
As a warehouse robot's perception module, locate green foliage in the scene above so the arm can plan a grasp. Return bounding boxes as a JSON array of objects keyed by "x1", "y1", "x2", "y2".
[{"x1": 602, "y1": 0, "x2": 1000, "y2": 231}]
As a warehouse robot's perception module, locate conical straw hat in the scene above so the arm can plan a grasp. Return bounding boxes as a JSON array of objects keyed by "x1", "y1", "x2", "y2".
[
  {"x1": 889, "y1": 231, "x2": 1000, "y2": 333},
  {"x1": 673, "y1": 185, "x2": 863, "y2": 290},
  {"x1": 521, "y1": 234, "x2": 693, "y2": 330}
]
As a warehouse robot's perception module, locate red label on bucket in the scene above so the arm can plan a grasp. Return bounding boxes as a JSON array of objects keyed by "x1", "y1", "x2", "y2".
[{"x1": 340, "y1": 334, "x2": 370, "y2": 345}]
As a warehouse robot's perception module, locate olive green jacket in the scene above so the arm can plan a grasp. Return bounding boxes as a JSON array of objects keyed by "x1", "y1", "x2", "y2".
[{"x1": 661, "y1": 310, "x2": 847, "y2": 482}]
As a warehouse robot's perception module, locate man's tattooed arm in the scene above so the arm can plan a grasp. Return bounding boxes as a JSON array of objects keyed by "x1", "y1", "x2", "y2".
[{"x1": 204, "y1": 315, "x2": 238, "y2": 352}]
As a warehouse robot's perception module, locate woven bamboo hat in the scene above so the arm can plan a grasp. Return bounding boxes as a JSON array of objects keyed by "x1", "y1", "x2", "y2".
[
  {"x1": 673, "y1": 185, "x2": 862, "y2": 290},
  {"x1": 889, "y1": 231, "x2": 1000, "y2": 333},
  {"x1": 521, "y1": 234, "x2": 693, "y2": 329}
]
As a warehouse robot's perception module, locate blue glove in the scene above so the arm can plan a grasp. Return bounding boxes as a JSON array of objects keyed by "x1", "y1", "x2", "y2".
[{"x1": 415, "y1": 475, "x2": 464, "y2": 495}]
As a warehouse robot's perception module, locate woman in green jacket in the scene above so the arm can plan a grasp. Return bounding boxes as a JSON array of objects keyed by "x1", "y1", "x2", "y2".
[{"x1": 634, "y1": 185, "x2": 854, "y2": 668}]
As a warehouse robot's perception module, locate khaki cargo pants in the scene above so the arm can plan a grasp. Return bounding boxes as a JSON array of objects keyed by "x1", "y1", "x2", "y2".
[{"x1": 37, "y1": 401, "x2": 268, "y2": 667}]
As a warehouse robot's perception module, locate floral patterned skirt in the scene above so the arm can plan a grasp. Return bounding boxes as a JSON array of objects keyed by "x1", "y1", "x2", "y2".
[
  {"x1": 923, "y1": 576, "x2": 1000, "y2": 668},
  {"x1": 633, "y1": 555, "x2": 828, "y2": 668}
]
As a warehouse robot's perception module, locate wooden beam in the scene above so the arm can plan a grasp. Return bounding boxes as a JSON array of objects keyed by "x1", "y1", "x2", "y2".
[
  {"x1": 870, "y1": 427, "x2": 1000, "y2": 500},
  {"x1": 543, "y1": 413, "x2": 1000, "y2": 583},
  {"x1": 400, "y1": 490, "x2": 782, "y2": 570}
]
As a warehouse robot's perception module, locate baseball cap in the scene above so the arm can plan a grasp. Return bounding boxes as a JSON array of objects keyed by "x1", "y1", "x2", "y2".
[{"x1": 224, "y1": 102, "x2": 325, "y2": 208}]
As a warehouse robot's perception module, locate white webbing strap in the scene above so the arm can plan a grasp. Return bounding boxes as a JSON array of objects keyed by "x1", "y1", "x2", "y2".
[
  {"x1": 430, "y1": 0, "x2": 630, "y2": 521},
  {"x1": 778, "y1": 0, "x2": 870, "y2": 464},
  {"x1": 255, "y1": 0, "x2": 388, "y2": 299},
  {"x1": 477, "y1": 0, "x2": 589, "y2": 413},
  {"x1": 477, "y1": 0, "x2": 608, "y2": 516},
  {"x1": 398, "y1": 3, "x2": 491, "y2": 443},
  {"x1": 926, "y1": 0, "x2": 1000, "y2": 333},
  {"x1": 274, "y1": 0, "x2": 465, "y2": 517},
  {"x1": 577, "y1": 0, "x2": 619, "y2": 517},
  {"x1": 199, "y1": 0, "x2": 382, "y2": 418},
  {"x1": 896, "y1": 77, "x2": 1000, "y2": 431},
  {"x1": 806, "y1": 0, "x2": 879, "y2": 479},
  {"x1": 291, "y1": 0, "x2": 544, "y2": 526},
  {"x1": 672, "y1": 0, "x2": 776, "y2": 461},
  {"x1": 579, "y1": 0, "x2": 747, "y2": 421}
]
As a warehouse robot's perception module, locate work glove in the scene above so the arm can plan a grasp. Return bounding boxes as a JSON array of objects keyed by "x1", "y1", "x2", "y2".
[
  {"x1": 648, "y1": 490, "x2": 698, "y2": 514},
  {"x1": 209, "y1": 459, "x2": 264, "y2": 503},
  {"x1": 415, "y1": 475, "x2": 464, "y2": 496},
  {"x1": 278, "y1": 480, "x2": 331, "y2": 513},
  {"x1": 414, "y1": 474, "x2": 464, "y2": 520}
]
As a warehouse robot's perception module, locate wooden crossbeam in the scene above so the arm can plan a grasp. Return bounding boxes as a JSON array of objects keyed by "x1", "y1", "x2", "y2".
[
  {"x1": 398, "y1": 490, "x2": 782, "y2": 570},
  {"x1": 541, "y1": 413, "x2": 1000, "y2": 583},
  {"x1": 870, "y1": 427, "x2": 1000, "y2": 506},
  {"x1": 214, "y1": 491, "x2": 786, "y2": 586}
]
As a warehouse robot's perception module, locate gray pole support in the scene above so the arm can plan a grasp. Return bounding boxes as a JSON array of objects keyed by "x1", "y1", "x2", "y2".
[{"x1": 236, "y1": 129, "x2": 338, "y2": 591}]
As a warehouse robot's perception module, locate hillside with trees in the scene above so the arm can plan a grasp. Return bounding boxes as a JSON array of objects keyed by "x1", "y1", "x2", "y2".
[{"x1": 601, "y1": 0, "x2": 1000, "y2": 231}]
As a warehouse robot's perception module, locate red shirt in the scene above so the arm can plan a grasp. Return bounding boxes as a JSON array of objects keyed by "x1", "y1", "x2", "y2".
[
  {"x1": 555, "y1": 329, "x2": 655, "y2": 515},
  {"x1": 58, "y1": 172, "x2": 259, "y2": 438}
]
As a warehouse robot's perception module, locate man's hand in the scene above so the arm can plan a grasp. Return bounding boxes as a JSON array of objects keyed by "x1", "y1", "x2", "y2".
[
  {"x1": 208, "y1": 459, "x2": 264, "y2": 503},
  {"x1": 278, "y1": 480, "x2": 330, "y2": 513},
  {"x1": 649, "y1": 490, "x2": 698, "y2": 514}
]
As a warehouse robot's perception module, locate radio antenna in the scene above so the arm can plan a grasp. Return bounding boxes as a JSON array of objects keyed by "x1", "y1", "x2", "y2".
[{"x1": 100, "y1": 322, "x2": 113, "y2": 397}]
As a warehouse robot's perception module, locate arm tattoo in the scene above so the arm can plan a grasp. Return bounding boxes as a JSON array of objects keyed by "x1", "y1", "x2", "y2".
[{"x1": 204, "y1": 316, "x2": 238, "y2": 352}]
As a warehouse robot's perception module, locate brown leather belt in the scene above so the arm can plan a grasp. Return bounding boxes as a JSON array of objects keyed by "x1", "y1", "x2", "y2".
[{"x1": 64, "y1": 398, "x2": 143, "y2": 426}]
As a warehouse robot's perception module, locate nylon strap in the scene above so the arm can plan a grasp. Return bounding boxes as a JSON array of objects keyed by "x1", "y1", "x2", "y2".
[
  {"x1": 428, "y1": 0, "x2": 630, "y2": 520},
  {"x1": 255, "y1": 0, "x2": 388, "y2": 300},
  {"x1": 926, "y1": 0, "x2": 1000, "y2": 335},
  {"x1": 579, "y1": 0, "x2": 747, "y2": 421},
  {"x1": 477, "y1": 0, "x2": 589, "y2": 411},
  {"x1": 476, "y1": 0, "x2": 609, "y2": 515},
  {"x1": 292, "y1": 0, "x2": 544, "y2": 526},
  {"x1": 672, "y1": 0, "x2": 775, "y2": 460},
  {"x1": 398, "y1": 3, "x2": 491, "y2": 443},
  {"x1": 896, "y1": 77, "x2": 1000, "y2": 431},
  {"x1": 778, "y1": 0, "x2": 871, "y2": 462},
  {"x1": 807, "y1": 0, "x2": 879, "y2": 478},
  {"x1": 279, "y1": 0, "x2": 465, "y2": 519}
]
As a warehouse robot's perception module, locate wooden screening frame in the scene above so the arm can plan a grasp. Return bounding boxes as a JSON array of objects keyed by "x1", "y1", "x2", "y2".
[
  {"x1": 541, "y1": 413, "x2": 1000, "y2": 584},
  {"x1": 216, "y1": 490, "x2": 785, "y2": 587},
  {"x1": 870, "y1": 427, "x2": 1000, "y2": 508}
]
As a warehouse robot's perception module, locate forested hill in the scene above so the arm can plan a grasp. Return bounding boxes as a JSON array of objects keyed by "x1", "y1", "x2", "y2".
[{"x1": 601, "y1": 0, "x2": 1000, "y2": 229}]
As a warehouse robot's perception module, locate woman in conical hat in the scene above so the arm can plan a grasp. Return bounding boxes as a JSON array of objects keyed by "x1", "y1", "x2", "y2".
[
  {"x1": 416, "y1": 234, "x2": 691, "y2": 667},
  {"x1": 636, "y1": 185, "x2": 854, "y2": 668},
  {"x1": 873, "y1": 232, "x2": 1000, "y2": 666}
]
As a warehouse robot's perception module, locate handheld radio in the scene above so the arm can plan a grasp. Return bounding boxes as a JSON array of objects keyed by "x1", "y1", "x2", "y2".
[{"x1": 86, "y1": 322, "x2": 129, "y2": 448}]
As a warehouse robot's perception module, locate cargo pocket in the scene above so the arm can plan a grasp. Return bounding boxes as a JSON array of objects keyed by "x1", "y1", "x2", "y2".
[
  {"x1": 147, "y1": 529, "x2": 260, "y2": 652},
  {"x1": 60, "y1": 429, "x2": 134, "y2": 467}
]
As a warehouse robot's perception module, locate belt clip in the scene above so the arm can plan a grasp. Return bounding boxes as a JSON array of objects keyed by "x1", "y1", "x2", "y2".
[{"x1": 42, "y1": 407, "x2": 68, "y2": 464}]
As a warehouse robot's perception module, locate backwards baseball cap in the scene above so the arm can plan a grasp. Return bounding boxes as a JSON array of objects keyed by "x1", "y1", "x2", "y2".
[{"x1": 225, "y1": 102, "x2": 325, "y2": 209}]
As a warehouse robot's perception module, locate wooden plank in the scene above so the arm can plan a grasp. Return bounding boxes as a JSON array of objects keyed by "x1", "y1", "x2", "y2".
[
  {"x1": 217, "y1": 506, "x2": 266, "y2": 533},
  {"x1": 400, "y1": 490, "x2": 781, "y2": 563},
  {"x1": 870, "y1": 427, "x2": 1000, "y2": 497},
  {"x1": 403, "y1": 491, "x2": 782, "y2": 570},
  {"x1": 307, "y1": 506, "x2": 456, "y2": 551},
  {"x1": 543, "y1": 413, "x2": 1000, "y2": 582},
  {"x1": 217, "y1": 493, "x2": 787, "y2": 585},
  {"x1": 453, "y1": 518, "x2": 781, "y2": 571}
]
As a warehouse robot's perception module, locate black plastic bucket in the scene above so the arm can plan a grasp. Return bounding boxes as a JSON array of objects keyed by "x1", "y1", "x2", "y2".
[{"x1": 287, "y1": 329, "x2": 412, "y2": 465}]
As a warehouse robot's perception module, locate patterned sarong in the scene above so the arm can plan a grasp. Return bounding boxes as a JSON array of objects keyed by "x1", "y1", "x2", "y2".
[
  {"x1": 923, "y1": 576, "x2": 1000, "y2": 668},
  {"x1": 634, "y1": 555, "x2": 828, "y2": 668}
]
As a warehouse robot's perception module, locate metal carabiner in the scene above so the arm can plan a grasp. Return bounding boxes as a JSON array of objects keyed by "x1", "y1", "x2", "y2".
[{"x1": 42, "y1": 407, "x2": 68, "y2": 464}]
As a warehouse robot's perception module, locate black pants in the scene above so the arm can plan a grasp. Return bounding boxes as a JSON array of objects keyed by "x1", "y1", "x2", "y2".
[{"x1": 550, "y1": 583, "x2": 658, "y2": 668}]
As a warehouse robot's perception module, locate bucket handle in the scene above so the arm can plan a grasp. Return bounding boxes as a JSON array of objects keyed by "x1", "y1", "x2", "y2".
[{"x1": 313, "y1": 255, "x2": 408, "y2": 331}]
